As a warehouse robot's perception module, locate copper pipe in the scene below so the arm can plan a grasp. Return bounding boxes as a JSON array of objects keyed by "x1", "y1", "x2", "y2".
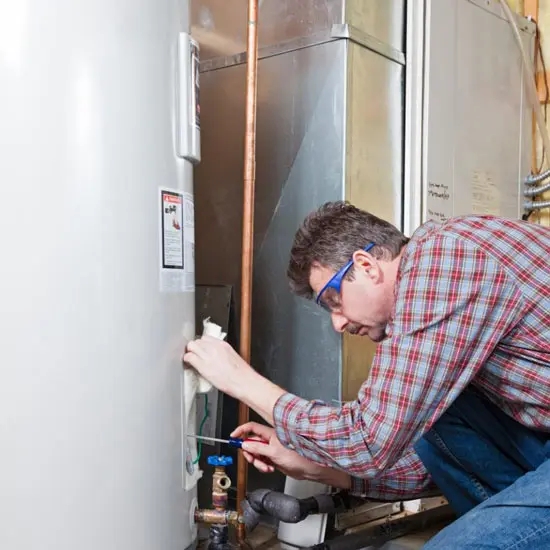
[
  {"x1": 237, "y1": 0, "x2": 259, "y2": 543},
  {"x1": 194, "y1": 508, "x2": 243, "y2": 526}
]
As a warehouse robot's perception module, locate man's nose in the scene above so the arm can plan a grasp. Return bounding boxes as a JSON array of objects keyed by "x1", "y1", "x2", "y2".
[{"x1": 331, "y1": 312, "x2": 348, "y2": 333}]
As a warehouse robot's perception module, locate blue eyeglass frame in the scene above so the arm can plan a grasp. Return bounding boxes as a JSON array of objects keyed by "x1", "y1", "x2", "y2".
[{"x1": 315, "y1": 242, "x2": 376, "y2": 310}]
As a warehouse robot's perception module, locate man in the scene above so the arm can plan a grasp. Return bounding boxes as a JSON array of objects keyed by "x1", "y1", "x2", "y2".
[{"x1": 184, "y1": 202, "x2": 550, "y2": 548}]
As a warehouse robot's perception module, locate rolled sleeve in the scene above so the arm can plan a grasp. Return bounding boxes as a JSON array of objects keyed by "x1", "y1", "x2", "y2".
[
  {"x1": 273, "y1": 392, "x2": 336, "y2": 463},
  {"x1": 273, "y1": 392, "x2": 309, "y2": 450}
]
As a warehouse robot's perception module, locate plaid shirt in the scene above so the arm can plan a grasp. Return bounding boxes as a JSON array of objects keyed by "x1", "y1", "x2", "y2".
[{"x1": 273, "y1": 216, "x2": 550, "y2": 499}]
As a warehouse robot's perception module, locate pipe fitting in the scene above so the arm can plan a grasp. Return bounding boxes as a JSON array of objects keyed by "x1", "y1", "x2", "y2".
[
  {"x1": 242, "y1": 489, "x2": 339, "y2": 533},
  {"x1": 212, "y1": 465, "x2": 232, "y2": 510},
  {"x1": 216, "y1": 474, "x2": 232, "y2": 491},
  {"x1": 194, "y1": 508, "x2": 244, "y2": 527}
]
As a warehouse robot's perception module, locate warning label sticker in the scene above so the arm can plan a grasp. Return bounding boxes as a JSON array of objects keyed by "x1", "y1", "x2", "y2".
[
  {"x1": 160, "y1": 188, "x2": 194, "y2": 293},
  {"x1": 162, "y1": 190, "x2": 184, "y2": 269}
]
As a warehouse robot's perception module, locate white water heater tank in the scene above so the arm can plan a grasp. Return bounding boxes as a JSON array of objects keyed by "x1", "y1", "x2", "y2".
[{"x1": 0, "y1": 1, "x2": 201, "y2": 548}]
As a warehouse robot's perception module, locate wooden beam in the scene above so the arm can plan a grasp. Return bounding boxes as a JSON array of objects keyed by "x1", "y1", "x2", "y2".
[
  {"x1": 524, "y1": 0, "x2": 539, "y2": 20},
  {"x1": 524, "y1": 0, "x2": 540, "y2": 173}
]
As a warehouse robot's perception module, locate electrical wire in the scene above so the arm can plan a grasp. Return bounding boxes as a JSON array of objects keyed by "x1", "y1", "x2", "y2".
[
  {"x1": 535, "y1": 22, "x2": 549, "y2": 173},
  {"x1": 499, "y1": 0, "x2": 550, "y2": 223},
  {"x1": 192, "y1": 393, "x2": 209, "y2": 464},
  {"x1": 499, "y1": 1, "x2": 550, "y2": 178},
  {"x1": 525, "y1": 20, "x2": 549, "y2": 221},
  {"x1": 525, "y1": 167, "x2": 550, "y2": 185},
  {"x1": 520, "y1": 19, "x2": 547, "y2": 220}
]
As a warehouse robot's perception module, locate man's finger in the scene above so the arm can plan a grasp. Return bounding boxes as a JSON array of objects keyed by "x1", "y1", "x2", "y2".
[
  {"x1": 242, "y1": 447, "x2": 275, "y2": 473},
  {"x1": 241, "y1": 440, "x2": 274, "y2": 457},
  {"x1": 182, "y1": 351, "x2": 200, "y2": 368},
  {"x1": 252, "y1": 457, "x2": 272, "y2": 473},
  {"x1": 231, "y1": 422, "x2": 255, "y2": 437},
  {"x1": 185, "y1": 340, "x2": 205, "y2": 356},
  {"x1": 232, "y1": 422, "x2": 273, "y2": 440},
  {"x1": 243, "y1": 452, "x2": 254, "y2": 464}
]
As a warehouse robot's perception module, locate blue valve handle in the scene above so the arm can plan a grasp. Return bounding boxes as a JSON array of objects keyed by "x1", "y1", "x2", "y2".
[{"x1": 207, "y1": 455, "x2": 233, "y2": 467}]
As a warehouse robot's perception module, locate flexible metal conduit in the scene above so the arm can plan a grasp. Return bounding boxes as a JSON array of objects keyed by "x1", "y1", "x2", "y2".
[
  {"x1": 525, "y1": 168, "x2": 550, "y2": 185},
  {"x1": 525, "y1": 199, "x2": 550, "y2": 209},
  {"x1": 524, "y1": 179, "x2": 550, "y2": 196},
  {"x1": 237, "y1": 0, "x2": 259, "y2": 544}
]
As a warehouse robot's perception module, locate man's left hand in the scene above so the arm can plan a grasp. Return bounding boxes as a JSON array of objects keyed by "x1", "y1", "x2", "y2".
[
  {"x1": 183, "y1": 336, "x2": 286, "y2": 426},
  {"x1": 184, "y1": 336, "x2": 252, "y2": 399}
]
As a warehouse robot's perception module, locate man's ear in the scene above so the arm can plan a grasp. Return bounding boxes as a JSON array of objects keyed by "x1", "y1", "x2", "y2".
[{"x1": 352, "y1": 249, "x2": 382, "y2": 283}]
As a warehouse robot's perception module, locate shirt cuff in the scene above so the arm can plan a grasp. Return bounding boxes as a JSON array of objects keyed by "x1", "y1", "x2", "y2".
[{"x1": 272, "y1": 391, "x2": 313, "y2": 451}]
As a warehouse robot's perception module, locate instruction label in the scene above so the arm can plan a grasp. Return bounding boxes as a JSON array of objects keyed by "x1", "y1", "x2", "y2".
[
  {"x1": 159, "y1": 188, "x2": 194, "y2": 293},
  {"x1": 426, "y1": 180, "x2": 453, "y2": 223},
  {"x1": 162, "y1": 190, "x2": 184, "y2": 269}
]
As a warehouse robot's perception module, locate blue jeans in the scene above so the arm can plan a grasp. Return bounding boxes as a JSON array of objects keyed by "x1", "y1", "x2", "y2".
[{"x1": 414, "y1": 387, "x2": 550, "y2": 549}]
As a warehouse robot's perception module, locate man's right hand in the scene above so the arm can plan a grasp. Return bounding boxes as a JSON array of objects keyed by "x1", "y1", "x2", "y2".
[
  {"x1": 232, "y1": 422, "x2": 317, "y2": 479},
  {"x1": 232, "y1": 422, "x2": 352, "y2": 490}
]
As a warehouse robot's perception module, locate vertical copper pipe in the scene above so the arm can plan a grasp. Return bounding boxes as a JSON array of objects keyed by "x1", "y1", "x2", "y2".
[{"x1": 237, "y1": 0, "x2": 259, "y2": 543}]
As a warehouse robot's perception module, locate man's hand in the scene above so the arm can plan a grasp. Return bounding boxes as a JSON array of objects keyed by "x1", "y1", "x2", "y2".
[
  {"x1": 184, "y1": 336, "x2": 252, "y2": 398},
  {"x1": 183, "y1": 337, "x2": 286, "y2": 425},
  {"x1": 232, "y1": 422, "x2": 316, "y2": 479},
  {"x1": 185, "y1": 339, "x2": 352, "y2": 490},
  {"x1": 233, "y1": 422, "x2": 352, "y2": 490}
]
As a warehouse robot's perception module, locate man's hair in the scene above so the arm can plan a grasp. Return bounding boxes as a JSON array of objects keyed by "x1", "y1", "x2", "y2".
[{"x1": 287, "y1": 201, "x2": 409, "y2": 299}]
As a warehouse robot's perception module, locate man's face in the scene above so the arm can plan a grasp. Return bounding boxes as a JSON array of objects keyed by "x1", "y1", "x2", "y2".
[{"x1": 309, "y1": 252, "x2": 394, "y2": 343}]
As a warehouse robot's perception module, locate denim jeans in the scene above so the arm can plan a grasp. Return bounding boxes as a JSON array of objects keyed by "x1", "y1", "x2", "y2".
[{"x1": 414, "y1": 387, "x2": 550, "y2": 549}]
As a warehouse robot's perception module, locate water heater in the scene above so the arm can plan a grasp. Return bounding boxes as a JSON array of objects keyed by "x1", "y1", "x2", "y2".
[{"x1": 0, "y1": 1, "x2": 202, "y2": 548}]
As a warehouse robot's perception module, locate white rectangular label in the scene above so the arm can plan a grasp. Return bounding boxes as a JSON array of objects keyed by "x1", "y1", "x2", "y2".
[
  {"x1": 159, "y1": 188, "x2": 194, "y2": 293},
  {"x1": 426, "y1": 180, "x2": 453, "y2": 223},
  {"x1": 162, "y1": 189, "x2": 184, "y2": 269}
]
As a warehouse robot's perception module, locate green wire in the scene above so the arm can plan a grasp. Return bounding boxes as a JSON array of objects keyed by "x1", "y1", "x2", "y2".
[{"x1": 192, "y1": 394, "x2": 209, "y2": 464}]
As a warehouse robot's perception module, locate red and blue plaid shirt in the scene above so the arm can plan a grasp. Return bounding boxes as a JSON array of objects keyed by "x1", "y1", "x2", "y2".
[{"x1": 273, "y1": 216, "x2": 550, "y2": 499}]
